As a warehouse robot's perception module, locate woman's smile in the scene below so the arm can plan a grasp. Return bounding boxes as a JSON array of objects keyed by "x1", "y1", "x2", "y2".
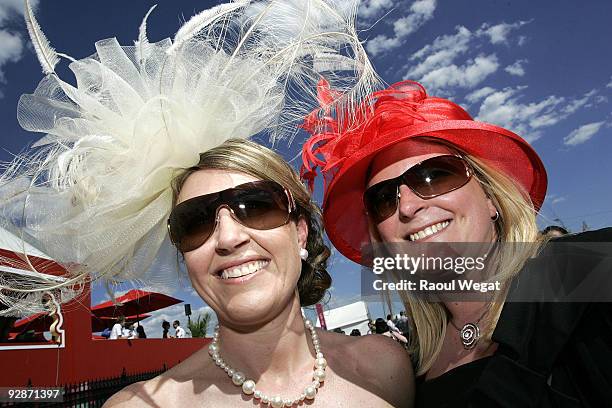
[{"x1": 217, "y1": 259, "x2": 270, "y2": 283}]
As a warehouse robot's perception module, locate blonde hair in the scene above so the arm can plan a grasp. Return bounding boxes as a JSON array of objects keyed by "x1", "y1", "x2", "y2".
[
  {"x1": 394, "y1": 139, "x2": 546, "y2": 375},
  {"x1": 171, "y1": 139, "x2": 331, "y2": 306}
]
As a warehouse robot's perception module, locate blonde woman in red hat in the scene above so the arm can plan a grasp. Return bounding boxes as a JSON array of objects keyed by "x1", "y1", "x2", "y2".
[{"x1": 302, "y1": 80, "x2": 612, "y2": 407}]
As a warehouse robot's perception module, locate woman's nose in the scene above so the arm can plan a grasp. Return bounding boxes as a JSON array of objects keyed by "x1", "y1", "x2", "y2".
[
  {"x1": 214, "y1": 207, "x2": 250, "y2": 253},
  {"x1": 397, "y1": 184, "x2": 426, "y2": 221}
]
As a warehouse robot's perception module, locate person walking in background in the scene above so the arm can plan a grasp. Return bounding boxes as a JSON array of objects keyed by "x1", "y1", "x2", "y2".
[
  {"x1": 367, "y1": 319, "x2": 376, "y2": 334},
  {"x1": 136, "y1": 325, "x2": 147, "y2": 339},
  {"x1": 396, "y1": 311, "x2": 411, "y2": 339},
  {"x1": 386, "y1": 314, "x2": 401, "y2": 334},
  {"x1": 375, "y1": 318, "x2": 408, "y2": 345},
  {"x1": 123, "y1": 323, "x2": 135, "y2": 339},
  {"x1": 110, "y1": 316, "x2": 125, "y2": 340},
  {"x1": 173, "y1": 320, "x2": 186, "y2": 338},
  {"x1": 161, "y1": 321, "x2": 171, "y2": 339}
]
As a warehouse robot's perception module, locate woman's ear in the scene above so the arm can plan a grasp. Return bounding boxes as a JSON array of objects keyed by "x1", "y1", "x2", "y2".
[
  {"x1": 486, "y1": 197, "x2": 498, "y2": 220},
  {"x1": 297, "y1": 216, "x2": 309, "y2": 249}
]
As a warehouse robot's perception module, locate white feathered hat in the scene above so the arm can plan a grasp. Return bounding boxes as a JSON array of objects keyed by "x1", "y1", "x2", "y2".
[{"x1": 0, "y1": 0, "x2": 379, "y2": 316}]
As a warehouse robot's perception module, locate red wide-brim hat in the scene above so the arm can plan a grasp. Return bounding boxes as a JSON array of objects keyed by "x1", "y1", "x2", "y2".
[{"x1": 301, "y1": 80, "x2": 547, "y2": 265}]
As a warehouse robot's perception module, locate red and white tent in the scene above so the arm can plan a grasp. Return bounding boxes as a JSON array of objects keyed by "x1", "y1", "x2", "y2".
[{"x1": 0, "y1": 226, "x2": 67, "y2": 285}]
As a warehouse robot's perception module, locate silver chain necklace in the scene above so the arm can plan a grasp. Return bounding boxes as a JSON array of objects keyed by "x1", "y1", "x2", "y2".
[{"x1": 208, "y1": 318, "x2": 327, "y2": 407}]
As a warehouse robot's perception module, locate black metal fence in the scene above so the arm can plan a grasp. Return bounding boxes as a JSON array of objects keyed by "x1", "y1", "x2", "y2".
[{"x1": 0, "y1": 366, "x2": 166, "y2": 407}]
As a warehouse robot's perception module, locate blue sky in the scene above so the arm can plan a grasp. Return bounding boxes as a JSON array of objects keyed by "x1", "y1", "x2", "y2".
[{"x1": 1, "y1": 0, "x2": 610, "y2": 336}]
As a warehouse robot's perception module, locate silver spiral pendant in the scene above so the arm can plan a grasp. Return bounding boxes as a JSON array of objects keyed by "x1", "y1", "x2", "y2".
[{"x1": 460, "y1": 323, "x2": 480, "y2": 350}]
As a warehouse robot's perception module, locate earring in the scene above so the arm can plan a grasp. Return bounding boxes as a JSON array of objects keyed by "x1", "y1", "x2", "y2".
[
  {"x1": 299, "y1": 248, "x2": 309, "y2": 260},
  {"x1": 491, "y1": 210, "x2": 500, "y2": 222}
]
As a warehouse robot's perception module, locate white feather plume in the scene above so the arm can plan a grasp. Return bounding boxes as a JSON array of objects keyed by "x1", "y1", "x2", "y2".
[
  {"x1": 168, "y1": 1, "x2": 249, "y2": 54},
  {"x1": 135, "y1": 4, "x2": 157, "y2": 63},
  {"x1": 0, "y1": 0, "x2": 381, "y2": 316},
  {"x1": 23, "y1": 0, "x2": 60, "y2": 75}
]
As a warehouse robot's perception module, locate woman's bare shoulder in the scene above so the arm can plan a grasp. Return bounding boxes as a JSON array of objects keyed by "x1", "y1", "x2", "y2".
[
  {"x1": 101, "y1": 374, "x2": 173, "y2": 408},
  {"x1": 103, "y1": 347, "x2": 215, "y2": 407},
  {"x1": 321, "y1": 331, "x2": 415, "y2": 407},
  {"x1": 321, "y1": 329, "x2": 408, "y2": 360}
]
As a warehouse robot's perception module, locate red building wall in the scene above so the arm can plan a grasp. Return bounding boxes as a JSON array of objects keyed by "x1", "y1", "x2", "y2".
[{"x1": 1, "y1": 286, "x2": 209, "y2": 387}]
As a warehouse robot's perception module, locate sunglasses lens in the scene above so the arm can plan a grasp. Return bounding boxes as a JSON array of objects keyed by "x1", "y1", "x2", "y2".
[
  {"x1": 364, "y1": 155, "x2": 470, "y2": 223},
  {"x1": 231, "y1": 183, "x2": 290, "y2": 230},
  {"x1": 406, "y1": 156, "x2": 469, "y2": 198},
  {"x1": 169, "y1": 198, "x2": 218, "y2": 252},
  {"x1": 364, "y1": 180, "x2": 399, "y2": 224},
  {"x1": 168, "y1": 181, "x2": 291, "y2": 252}
]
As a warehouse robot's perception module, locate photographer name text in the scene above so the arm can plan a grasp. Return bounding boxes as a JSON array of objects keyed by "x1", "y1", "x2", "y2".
[{"x1": 373, "y1": 279, "x2": 501, "y2": 293}]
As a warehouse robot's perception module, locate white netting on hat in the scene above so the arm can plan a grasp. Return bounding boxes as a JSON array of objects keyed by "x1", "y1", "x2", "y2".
[{"x1": 0, "y1": 0, "x2": 380, "y2": 316}]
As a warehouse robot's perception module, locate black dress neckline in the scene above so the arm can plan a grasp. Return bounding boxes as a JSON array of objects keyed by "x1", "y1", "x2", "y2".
[{"x1": 415, "y1": 228, "x2": 612, "y2": 407}]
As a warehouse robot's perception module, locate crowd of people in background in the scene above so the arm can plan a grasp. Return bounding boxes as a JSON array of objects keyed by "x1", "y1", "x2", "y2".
[
  {"x1": 100, "y1": 316, "x2": 148, "y2": 340},
  {"x1": 100, "y1": 317, "x2": 191, "y2": 339},
  {"x1": 330, "y1": 311, "x2": 412, "y2": 350}
]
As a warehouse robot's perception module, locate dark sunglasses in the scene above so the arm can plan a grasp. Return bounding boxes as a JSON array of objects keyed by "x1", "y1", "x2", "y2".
[
  {"x1": 168, "y1": 180, "x2": 295, "y2": 252},
  {"x1": 364, "y1": 155, "x2": 472, "y2": 224}
]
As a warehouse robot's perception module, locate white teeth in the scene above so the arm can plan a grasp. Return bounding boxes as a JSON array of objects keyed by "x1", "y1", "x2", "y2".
[
  {"x1": 220, "y1": 260, "x2": 268, "y2": 280},
  {"x1": 409, "y1": 221, "x2": 450, "y2": 241}
]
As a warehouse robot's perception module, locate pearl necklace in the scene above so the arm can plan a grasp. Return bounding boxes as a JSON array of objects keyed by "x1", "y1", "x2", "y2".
[{"x1": 208, "y1": 319, "x2": 327, "y2": 407}]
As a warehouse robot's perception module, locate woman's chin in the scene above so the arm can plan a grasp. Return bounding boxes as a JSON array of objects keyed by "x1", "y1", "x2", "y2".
[{"x1": 219, "y1": 295, "x2": 290, "y2": 324}]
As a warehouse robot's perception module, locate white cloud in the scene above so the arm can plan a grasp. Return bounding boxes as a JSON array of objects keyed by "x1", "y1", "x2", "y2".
[
  {"x1": 465, "y1": 86, "x2": 496, "y2": 104},
  {"x1": 595, "y1": 95, "x2": 609, "y2": 105},
  {"x1": 410, "y1": 25, "x2": 471, "y2": 61},
  {"x1": 326, "y1": 293, "x2": 364, "y2": 309},
  {"x1": 101, "y1": 288, "x2": 131, "y2": 301},
  {"x1": 403, "y1": 21, "x2": 529, "y2": 94},
  {"x1": 395, "y1": 0, "x2": 436, "y2": 37},
  {"x1": 551, "y1": 196, "x2": 566, "y2": 205},
  {"x1": 563, "y1": 121, "x2": 605, "y2": 146},
  {"x1": 0, "y1": 0, "x2": 38, "y2": 24},
  {"x1": 606, "y1": 75, "x2": 612, "y2": 88},
  {"x1": 366, "y1": 35, "x2": 400, "y2": 56},
  {"x1": 358, "y1": 0, "x2": 395, "y2": 20},
  {"x1": 366, "y1": 0, "x2": 436, "y2": 56},
  {"x1": 0, "y1": 30, "x2": 23, "y2": 80},
  {"x1": 474, "y1": 87, "x2": 603, "y2": 143},
  {"x1": 185, "y1": 285, "x2": 200, "y2": 298},
  {"x1": 0, "y1": 0, "x2": 40, "y2": 97},
  {"x1": 481, "y1": 20, "x2": 530, "y2": 44},
  {"x1": 542, "y1": 194, "x2": 567, "y2": 210},
  {"x1": 562, "y1": 89, "x2": 597, "y2": 114},
  {"x1": 505, "y1": 59, "x2": 527, "y2": 77},
  {"x1": 418, "y1": 54, "x2": 499, "y2": 93},
  {"x1": 405, "y1": 25, "x2": 472, "y2": 80}
]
